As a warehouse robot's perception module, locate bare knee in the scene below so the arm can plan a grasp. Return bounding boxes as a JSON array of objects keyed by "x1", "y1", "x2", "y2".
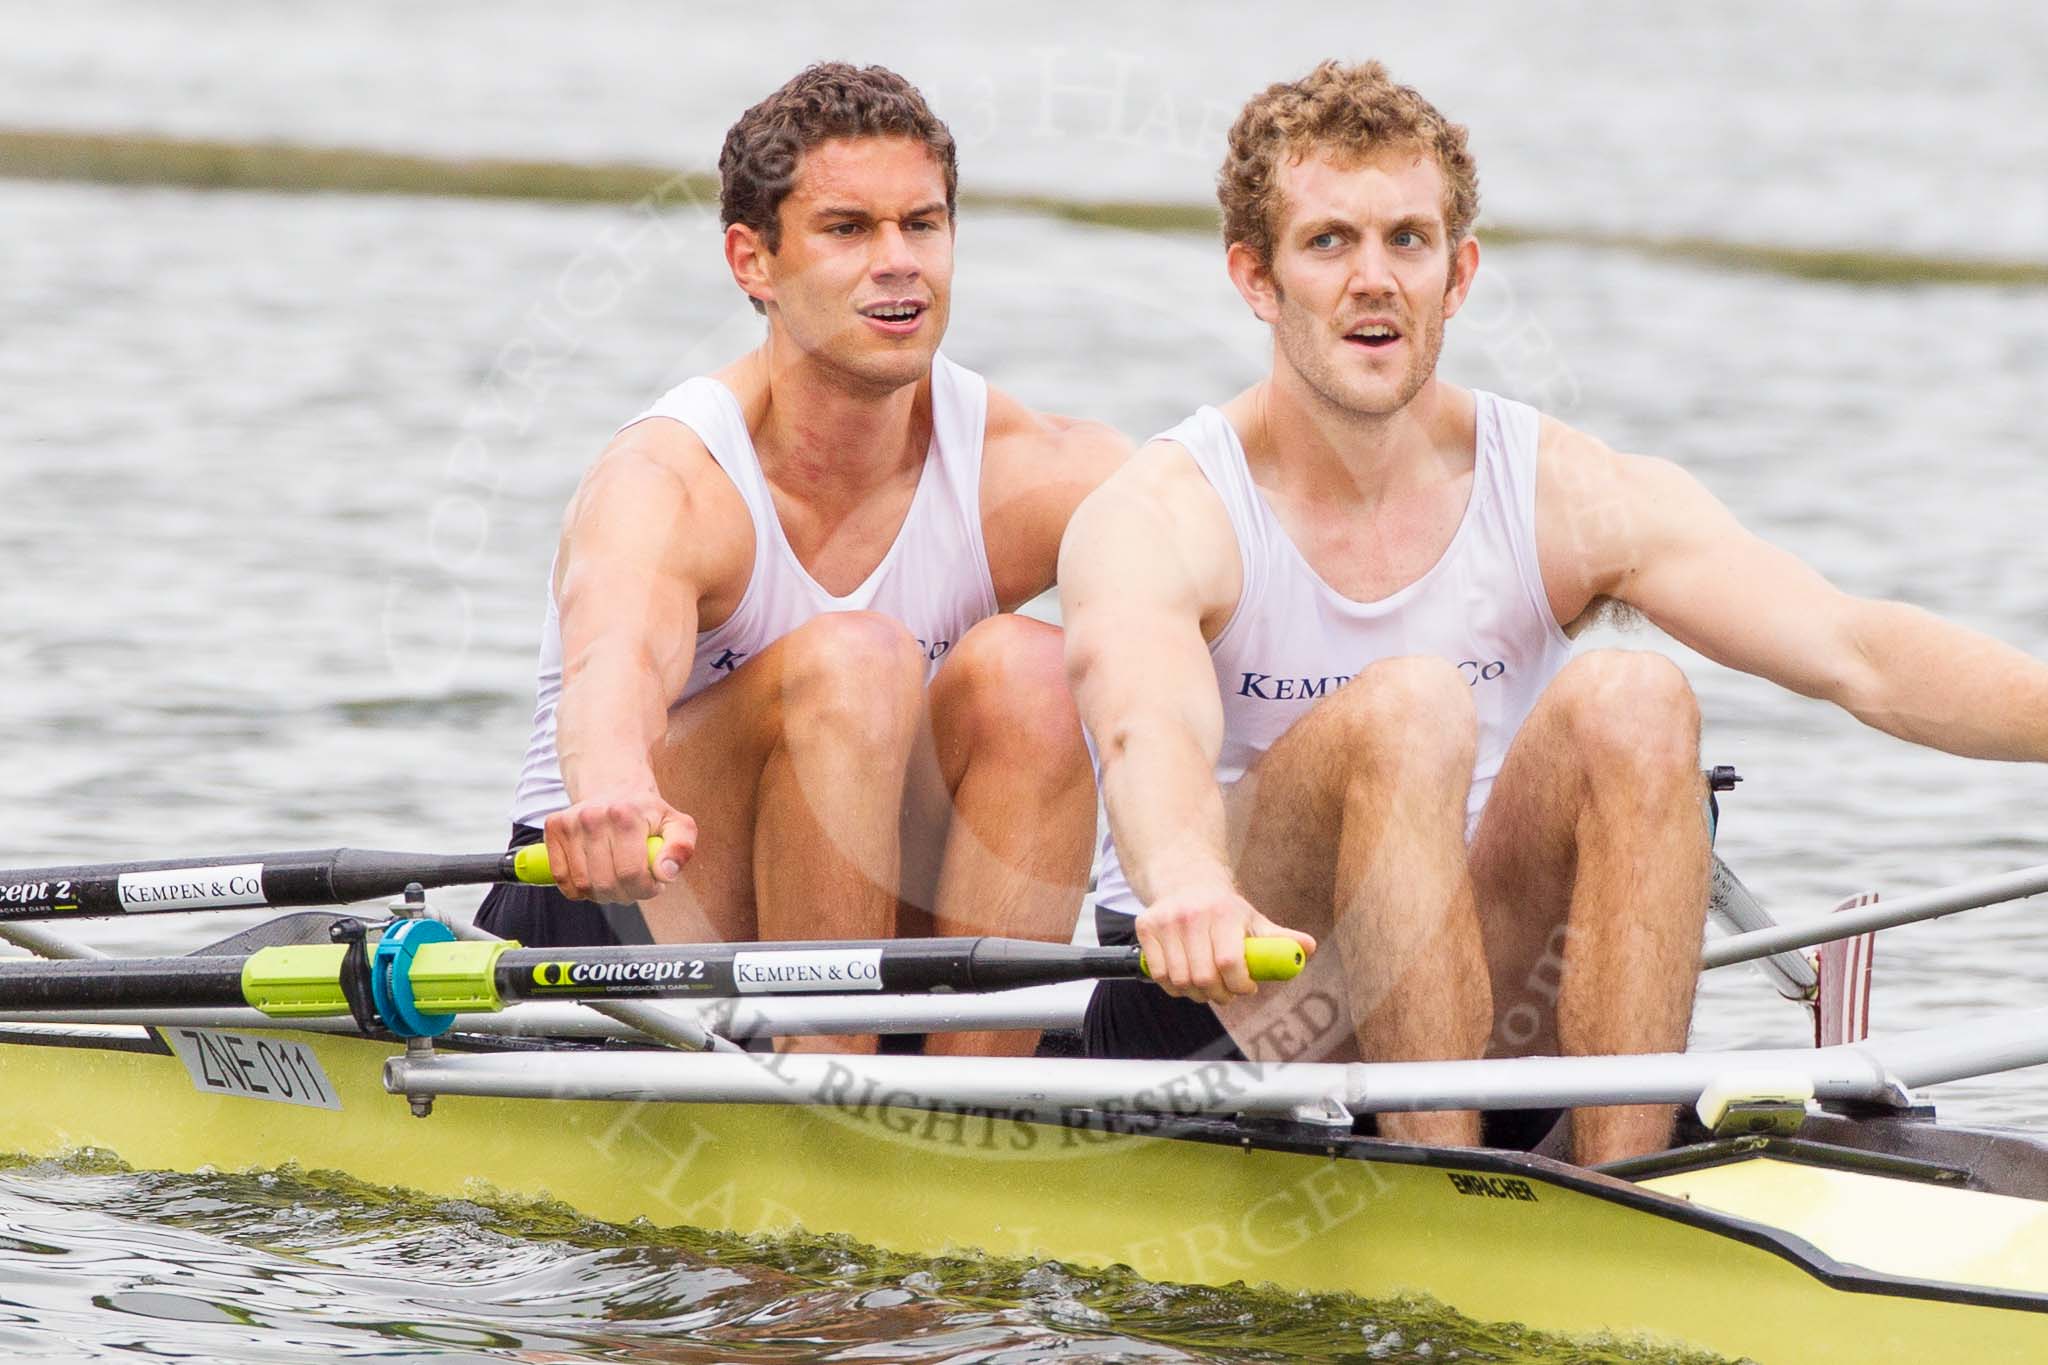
[
  {"x1": 776, "y1": 611, "x2": 926, "y2": 755},
  {"x1": 1327, "y1": 656, "x2": 1477, "y2": 779},
  {"x1": 1552, "y1": 651, "x2": 1701, "y2": 789},
  {"x1": 930, "y1": 615, "x2": 1085, "y2": 779}
]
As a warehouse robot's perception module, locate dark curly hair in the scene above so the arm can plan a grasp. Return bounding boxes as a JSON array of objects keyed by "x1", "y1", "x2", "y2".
[
  {"x1": 719, "y1": 63, "x2": 958, "y2": 309},
  {"x1": 1219, "y1": 60, "x2": 1479, "y2": 268}
]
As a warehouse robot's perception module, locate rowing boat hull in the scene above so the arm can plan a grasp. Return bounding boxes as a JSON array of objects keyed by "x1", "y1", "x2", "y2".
[{"x1": 3, "y1": 1022, "x2": 2044, "y2": 1362}]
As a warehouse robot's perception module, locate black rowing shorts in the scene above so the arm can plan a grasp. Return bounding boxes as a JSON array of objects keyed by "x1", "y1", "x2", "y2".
[
  {"x1": 472, "y1": 825, "x2": 653, "y2": 948},
  {"x1": 1081, "y1": 906, "x2": 1243, "y2": 1062},
  {"x1": 1081, "y1": 905, "x2": 1566, "y2": 1151}
]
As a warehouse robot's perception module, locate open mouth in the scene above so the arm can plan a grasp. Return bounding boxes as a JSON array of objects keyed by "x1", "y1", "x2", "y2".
[
  {"x1": 1344, "y1": 322, "x2": 1402, "y2": 350},
  {"x1": 858, "y1": 300, "x2": 928, "y2": 332}
]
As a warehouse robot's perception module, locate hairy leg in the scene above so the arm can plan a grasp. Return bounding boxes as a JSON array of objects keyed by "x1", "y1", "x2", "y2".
[
  {"x1": 1468, "y1": 650, "x2": 1711, "y2": 1165},
  {"x1": 643, "y1": 611, "x2": 928, "y2": 1054},
  {"x1": 910, "y1": 615, "x2": 1095, "y2": 1057},
  {"x1": 1217, "y1": 656, "x2": 1492, "y2": 1146}
]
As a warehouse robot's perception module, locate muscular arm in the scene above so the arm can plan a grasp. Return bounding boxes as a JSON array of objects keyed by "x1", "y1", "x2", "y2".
[
  {"x1": 1060, "y1": 444, "x2": 1316, "y2": 1001},
  {"x1": 547, "y1": 421, "x2": 744, "y2": 899},
  {"x1": 1542, "y1": 424, "x2": 2048, "y2": 759},
  {"x1": 979, "y1": 388, "x2": 1133, "y2": 607}
]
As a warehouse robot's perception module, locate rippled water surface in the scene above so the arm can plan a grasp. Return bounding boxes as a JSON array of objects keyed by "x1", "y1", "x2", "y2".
[
  {"x1": 6, "y1": 0, "x2": 2045, "y2": 260},
  {"x1": 3, "y1": 2, "x2": 2046, "y2": 1360}
]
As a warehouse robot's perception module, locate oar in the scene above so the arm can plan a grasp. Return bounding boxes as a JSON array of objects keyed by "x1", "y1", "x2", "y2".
[
  {"x1": 0, "y1": 935, "x2": 1306, "y2": 1035},
  {"x1": 0, "y1": 840, "x2": 646, "y2": 921}
]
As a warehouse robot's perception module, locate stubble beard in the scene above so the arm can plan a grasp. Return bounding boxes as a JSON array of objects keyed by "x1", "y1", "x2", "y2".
[{"x1": 1275, "y1": 288, "x2": 1448, "y2": 423}]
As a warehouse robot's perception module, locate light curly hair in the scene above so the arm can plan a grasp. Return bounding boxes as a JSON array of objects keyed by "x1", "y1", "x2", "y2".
[{"x1": 1218, "y1": 60, "x2": 1480, "y2": 267}]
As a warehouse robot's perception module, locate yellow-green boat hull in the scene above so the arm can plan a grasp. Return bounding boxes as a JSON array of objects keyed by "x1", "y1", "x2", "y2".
[{"x1": 3, "y1": 1024, "x2": 2044, "y2": 1363}]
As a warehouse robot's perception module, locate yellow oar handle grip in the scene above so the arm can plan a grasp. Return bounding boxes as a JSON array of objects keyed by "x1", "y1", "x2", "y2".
[
  {"x1": 511, "y1": 836, "x2": 667, "y2": 887},
  {"x1": 1140, "y1": 937, "x2": 1305, "y2": 983},
  {"x1": 1246, "y1": 937, "x2": 1308, "y2": 980}
]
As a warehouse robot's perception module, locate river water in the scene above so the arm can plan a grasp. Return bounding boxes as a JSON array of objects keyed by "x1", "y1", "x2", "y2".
[{"x1": 2, "y1": 2, "x2": 2045, "y2": 1360}]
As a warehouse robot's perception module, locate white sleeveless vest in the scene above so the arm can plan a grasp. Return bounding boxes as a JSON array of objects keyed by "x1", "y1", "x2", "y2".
[
  {"x1": 1093, "y1": 390, "x2": 1574, "y2": 916},
  {"x1": 509, "y1": 353, "x2": 998, "y2": 829}
]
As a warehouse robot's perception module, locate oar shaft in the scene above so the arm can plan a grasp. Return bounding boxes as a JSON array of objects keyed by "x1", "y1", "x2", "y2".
[
  {"x1": 0, "y1": 847, "x2": 513, "y2": 920},
  {"x1": 0, "y1": 955, "x2": 245, "y2": 1010},
  {"x1": 495, "y1": 937, "x2": 1143, "y2": 1004},
  {"x1": 0, "y1": 935, "x2": 1303, "y2": 1020},
  {"x1": 0, "y1": 837, "x2": 660, "y2": 921}
]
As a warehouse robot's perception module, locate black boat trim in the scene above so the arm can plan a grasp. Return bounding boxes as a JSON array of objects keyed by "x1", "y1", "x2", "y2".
[{"x1": 0, "y1": 1024, "x2": 172, "y2": 1056}]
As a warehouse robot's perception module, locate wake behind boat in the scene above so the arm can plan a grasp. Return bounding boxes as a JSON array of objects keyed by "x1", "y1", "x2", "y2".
[{"x1": 3, "y1": 838, "x2": 2048, "y2": 1361}]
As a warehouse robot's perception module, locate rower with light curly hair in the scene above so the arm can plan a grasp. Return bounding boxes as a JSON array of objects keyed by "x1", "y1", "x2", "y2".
[
  {"x1": 1217, "y1": 59, "x2": 1481, "y2": 266},
  {"x1": 1060, "y1": 59, "x2": 2048, "y2": 1166}
]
